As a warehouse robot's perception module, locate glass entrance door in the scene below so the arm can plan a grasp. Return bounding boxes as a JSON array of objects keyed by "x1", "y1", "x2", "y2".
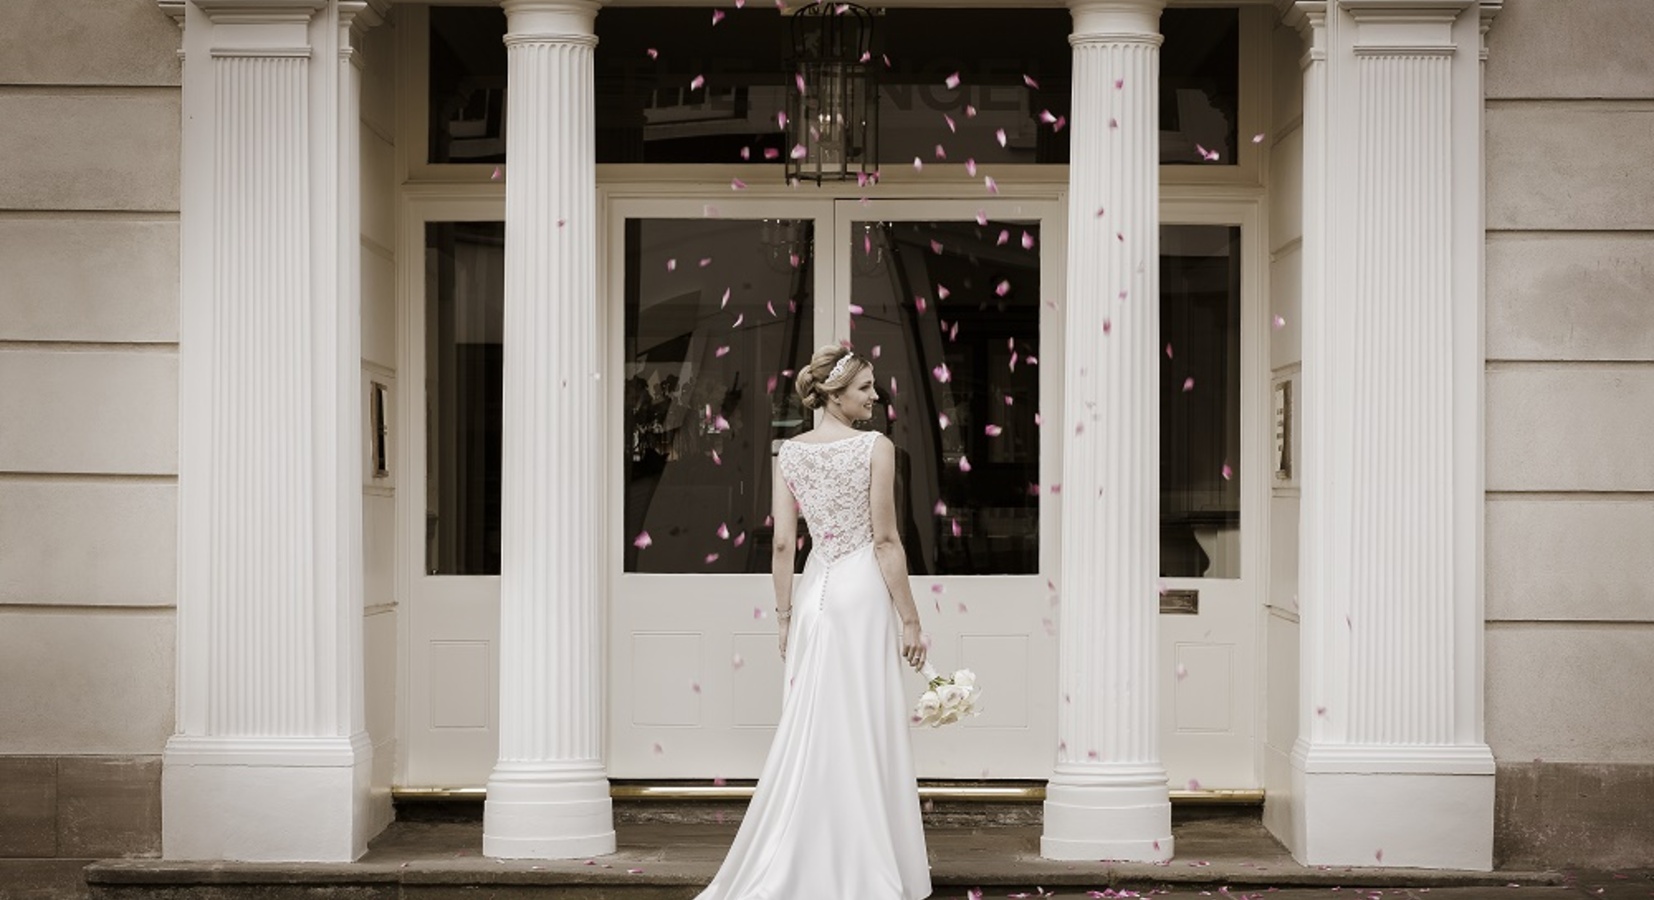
[{"x1": 607, "y1": 197, "x2": 1064, "y2": 779}]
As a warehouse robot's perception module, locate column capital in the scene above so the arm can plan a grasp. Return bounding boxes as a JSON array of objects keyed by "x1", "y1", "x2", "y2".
[
  {"x1": 502, "y1": 0, "x2": 603, "y2": 42},
  {"x1": 191, "y1": 0, "x2": 325, "y2": 24},
  {"x1": 1066, "y1": 0, "x2": 1165, "y2": 43},
  {"x1": 1341, "y1": 0, "x2": 1473, "y2": 56}
]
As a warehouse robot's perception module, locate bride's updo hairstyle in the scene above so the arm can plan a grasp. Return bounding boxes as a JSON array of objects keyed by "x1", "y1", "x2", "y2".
[{"x1": 796, "y1": 344, "x2": 869, "y2": 411}]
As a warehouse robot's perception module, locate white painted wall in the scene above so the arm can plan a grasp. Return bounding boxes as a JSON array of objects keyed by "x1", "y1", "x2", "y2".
[
  {"x1": 1260, "y1": 17, "x2": 1304, "y2": 845},
  {"x1": 1483, "y1": 0, "x2": 1654, "y2": 765},
  {"x1": 360, "y1": 10, "x2": 401, "y2": 833},
  {"x1": 0, "y1": 0, "x2": 181, "y2": 756}
]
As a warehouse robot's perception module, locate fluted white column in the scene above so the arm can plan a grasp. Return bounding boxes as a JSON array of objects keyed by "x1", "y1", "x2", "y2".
[
  {"x1": 483, "y1": 0, "x2": 615, "y2": 860},
  {"x1": 165, "y1": 0, "x2": 385, "y2": 862},
  {"x1": 1042, "y1": 0, "x2": 1172, "y2": 863},
  {"x1": 1288, "y1": 0, "x2": 1498, "y2": 870}
]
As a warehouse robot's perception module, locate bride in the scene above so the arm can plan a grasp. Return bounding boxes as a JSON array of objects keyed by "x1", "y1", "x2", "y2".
[{"x1": 693, "y1": 345, "x2": 933, "y2": 900}]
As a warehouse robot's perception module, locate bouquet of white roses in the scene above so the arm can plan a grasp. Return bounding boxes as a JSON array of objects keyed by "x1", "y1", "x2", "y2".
[{"x1": 912, "y1": 662, "x2": 982, "y2": 727}]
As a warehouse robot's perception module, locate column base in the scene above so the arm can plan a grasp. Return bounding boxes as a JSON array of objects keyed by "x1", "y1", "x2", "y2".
[
  {"x1": 162, "y1": 733, "x2": 376, "y2": 861},
  {"x1": 1040, "y1": 766, "x2": 1174, "y2": 862},
  {"x1": 483, "y1": 761, "x2": 616, "y2": 859},
  {"x1": 1289, "y1": 740, "x2": 1495, "y2": 869}
]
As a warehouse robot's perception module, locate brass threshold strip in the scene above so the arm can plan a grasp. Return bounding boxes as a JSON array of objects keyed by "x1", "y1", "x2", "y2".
[{"x1": 394, "y1": 784, "x2": 1264, "y2": 806}]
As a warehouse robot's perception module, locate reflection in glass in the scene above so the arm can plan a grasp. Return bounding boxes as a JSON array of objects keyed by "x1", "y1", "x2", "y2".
[
  {"x1": 425, "y1": 221, "x2": 506, "y2": 575},
  {"x1": 579, "y1": 7, "x2": 1236, "y2": 167},
  {"x1": 623, "y1": 219, "x2": 815, "y2": 574},
  {"x1": 1160, "y1": 225, "x2": 1242, "y2": 578},
  {"x1": 849, "y1": 220, "x2": 1041, "y2": 576},
  {"x1": 429, "y1": 7, "x2": 508, "y2": 165}
]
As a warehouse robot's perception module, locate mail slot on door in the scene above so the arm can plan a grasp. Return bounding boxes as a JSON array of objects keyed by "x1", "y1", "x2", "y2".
[{"x1": 1159, "y1": 589, "x2": 1199, "y2": 615}]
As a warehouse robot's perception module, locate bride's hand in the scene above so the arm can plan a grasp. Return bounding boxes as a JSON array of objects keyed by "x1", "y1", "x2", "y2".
[{"x1": 900, "y1": 620, "x2": 926, "y2": 670}]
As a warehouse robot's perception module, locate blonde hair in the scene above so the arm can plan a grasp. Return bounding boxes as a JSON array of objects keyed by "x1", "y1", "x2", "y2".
[{"x1": 795, "y1": 345, "x2": 870, "y2": 411}]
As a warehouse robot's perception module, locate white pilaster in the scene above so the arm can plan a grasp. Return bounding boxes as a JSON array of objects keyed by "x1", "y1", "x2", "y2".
[
  {"x1": 483, "y1": 0, "x2": 615, "y2": 860},
  {"x1": 1043, "y1": 0, "x2": 1172, "y2": 864},
  {"x1": 165, "y1": 0, "x2": 386, "y2": 862},
  {"x1": 1287, "y1": 0, "x2": 1499, "y2": 870}
]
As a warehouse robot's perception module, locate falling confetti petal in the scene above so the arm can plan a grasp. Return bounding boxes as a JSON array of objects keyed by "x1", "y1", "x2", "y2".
[
  {"x1": 985, "y1": 424, "x2": 1003, "y2": 437},
  {"x1": 633, "y1": 531, "x2": 653, "y2": 549},
  {"x1": 937, "y1": 284, "x2": 951, "y2": 300},
  {"x1": 995, "y1": 279, "x2": 1011, "y2": 297},
  {"x1": 930, "y1": 239, "x2": 945, "y2": 254},
  {"x1": 1273, "y1": 313, "x2": 1287, "y2": 330},
  {"x1": 717, "y1": 522, "x2": 730, "y2": 540},
  {"x1": 996, "y1": 127, "x2": 1008, "y2": 147},
  {"x1": 976, "y1": 209, "x2": 988, "y2": 226},
  {"x1": 1253, "y1": 132, "x2": 1267, "y2": 143},
  {"x1": 912, "y1": 156, "x2": 924, "y2": 172},
  {"x1": 934, "y1": 144, "x2": 947, "y2": 160},
  {"x1": 943, "y1": 113, "x2": 957, "y2": 133},
  {"x1": 938, "y1": 413, "x2": 951, "y2": 430},
  {"x1": 730, "y1": 177, "x2": 747, "y2": 190},
  {"x1": 701, "y1": 257, "x2": 714, "y2": 268},
  {"x1": 690, "y1": 74, "x2": 705, "y2": 90},
  {"x1": 1023, "y1": 74, "x2": 1040, "y2": 89},
  {"x1": 490, "y1": 165, "x2": 502, "y2": 181},
  {"x1": 1039, "y1": 109, "x2": 1057, "y2": 124},
  {"x1": 721, "y1": 287, "x2": 731, "y2": 307},
  {"x1": 653, "y1": 742, "x2": 664, "y2": 754},
  {"x1": 933, "y1": 500, "x2": 948, "y2": 515},
  {"x1": 646, "y1": 48, "x2": 658, "y2": 59},
  {"x1": 1221, "y1": 462, "x2": 1233, "y2": 480},
  {"x1": 997, "y1": 229, "x2": 1010, "y2": 246},
  {"x1": 944, "y1": 71, "x2": 961, "y2": 89},
  {"x1": 795, "y1": 72, "x2": 806, "y2": 94},
  {"x1": 733, "y1": 532, "x2": 747, "y2": 548},
  {"x1": 711, "y1": 8, "x2": 724, "y2": 23},
  {"x1": 951, "y1": 520, "x2": 962, "y2": 538},
  {"x1": 915, "y1": 295, "x2": 927, "y2": 314},
  {"x1": 1102, "y1": 318, "x2": 1112, "y2": 335},
  {"x1": 1176, "y1": 663, "x2": 1189, "y2": 680},
  {"x1": 1183, "y1": 377, "x2": 1195, "y2": 392},
  {"x1": 959, "y1": 455, "x2": 972, "y2": 473},
  {"x1": 965, "y1": 158, "x2": 977, "y2": 176},
  {"x1": 704, "y1": 552, "x2": 720, "y2": 564},
  {"x1": 732, "y1": 653, "x2": 745, "y2": 669},
  {"x1": 984, "y1": 175, "x2": 999, "y2": 194},
  {"x1": 1165, "y1": 342, "x2": 1174, "y2": 359},
  {"x1": 932, "y1": 363, "x2": 952, "y2": 384},
  {"x1": 1188, "y1": 778, "x2": 1202, "y2": 791},
  {"x1": 964, "y1": 104, "x2": 978, "y2": 117},
  {"x1": 715, "y1": 345, "x2": 731, "y2": 357},
  {"x1": 1114, "y1": 77, "x2": 1124, "y2": 89},
  {"x1": 1022, "y1": 231, "x2": 1035, "y2": 249}
]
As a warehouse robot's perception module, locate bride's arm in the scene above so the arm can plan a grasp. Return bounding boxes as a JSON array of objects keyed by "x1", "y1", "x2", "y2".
[
  {"x1": 770, "y1": 454, "x2": 799, "y2": 616},
  {"x1": 870, "y1": 436, "x2": 926, "y2": 670}
]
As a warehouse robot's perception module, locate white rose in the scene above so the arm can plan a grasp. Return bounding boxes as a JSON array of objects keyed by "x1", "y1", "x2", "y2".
[
  {"x1": 916, "y1": 690, "x2": 941, "y2": 718},
  {"x1": 938, "y1": 684, "x2": 966, "y2": 708},
  {"x1": 952, "y1": 669, "x2": 976, "y2": 690}
]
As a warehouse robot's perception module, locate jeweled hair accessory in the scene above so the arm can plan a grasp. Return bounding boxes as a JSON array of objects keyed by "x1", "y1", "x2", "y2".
[{"x1": 827, "y1": 352, "x2": 856, "y2": 382}]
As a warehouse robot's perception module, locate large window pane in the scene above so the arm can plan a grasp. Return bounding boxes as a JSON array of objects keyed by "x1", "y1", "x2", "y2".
[
  {"x1": 1160, "y1": 225, "x2": 1242, "y2": 578},
  {"x1": 624, "y1": 218, "x2": 816, "y2": 573},
  {"x1": 579, "y1": 6, "x2": 1237, "y2": 167},
  {"x1": 429, "y1": 7, "x2": 508, "y2": 165},
  {"x1": 425, "y1": 221, "x2": 506, "y2": 575},
  {"x1": 849, "y1": 219, "x2": 1041, "y2": 575}
]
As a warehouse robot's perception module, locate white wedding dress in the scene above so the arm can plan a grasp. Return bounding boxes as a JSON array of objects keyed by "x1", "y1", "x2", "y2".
[{"x1": 693, "y1": 430, "x2": 933, "y2": 900}]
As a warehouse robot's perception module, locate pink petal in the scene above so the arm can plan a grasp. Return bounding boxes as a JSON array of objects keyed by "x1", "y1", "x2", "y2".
[
  {"x1": 997, "y1": 228, "x2": 1010, "y2": 246},
  {"x1": 716, "y1": 522, "x2": 730, "y2": 540},
  {"x1": 995, "y1": 279, "x2": 1011, "y2": 297},
  {"x1": 930, "y1": 239, "x2": 945, "y2": 254},
  {"x1": 1273, "y1": 313, "x2": 1287, "y2": 330},
  {"x1": 666, "y1": 258, "x2": 677, "y2": 272},
  {"x1": 951, "y1": 519, "x2": 962, "y2": 538},
  {"x1": 911, "y1": 156, "x2": 924, "y2": 173},
  {"x1": 936, "y1": 284, "x2": 951, "y2": 300},
  {"x1": 933, "y1": 500, "x2": 948, "y2": 515},
  {"x1": 1221, "y1": 462, "x2": 1233, "y2": 480},
  {"x1": 944, "y1": 113, "x2": 957, "y2": 133},
  {"x1": 733, "y1": 532, "x2": 747, "y2": 548},
  {"x1": 932, "y1": 363, "x2": 952, "y2": 384},
  {"x1": 701, "y1": 257, "x2": 714, "y2": 268},
  {"x1": 730, "y1": 177, "x2": 747, "y2": 190},
  {"x1": 984, "y1": 175, "x2": 999, "y2": 194},
  {"x1": 1253, "y1": 132, "x2": 1267, "y2": 144},
  {"x1": 765, "y1": 374, "x2": 778, "y2": 394},
  {"x1": 1021, "y1": 231, "x2": 1036, "y2": 249},
  {"x1": 715, "y1": 345, "x2": 731, "y2": 357},
  {"x1": 965, "y1": 158, "x2": 977, "y2": 176},
  {"x1": 646, "y1": 48, "x2": 658, "y2": 60},
  {"x1": 984, "y1": 424, "x2": 1003, "y2": 437},
  {"x1": 1114, "y1": 77, "x2": 1124, "y2": 89},
  {"x1": 711, "y1": 8, "x2": 724, "y2": 23},
  {"x1": 704, "y1": 552, "x2": 720, "y2": 564},
  {"x1": 849, "y1": 303, "x2": 864, "y2": 316},
  {"x1": 996, "y1": 127, "x2": 1008, "y2": 147},
  {"x1": 720, "y1": 287, "x2": 731, "y2": 307},
  {"x1": 1187, "y1": 778, "x2": 1202, "y2": 791},
  {"x1": 732, "y1": 653, "x2": 745, "y2": 669},
  {"x1": 653, "y1": 742, "x2": 664, "y2": 754},
  {"x1": 1102, "y1": 318, "x2": 1112, "y2": 335},
  {"x1": 766, "y1": 300, "x2": 778, "y2": 317},
  {"x1": 795, "y1": 72, "x2": 806, "y2": 95},
  {"x1": 633, "y1": 530, "x2": 653, "y2": 549},
  {"x1": 930, "y1": 583, "x2": 945, "y2": 594},
  {"x1": 1183, "y1": 376, "x2": 1195, "y2": 392},
  {"x1": 777, "y1": 111, "x2": 789, "y2": 129},
  {"x1": 1176, "y1": 663, "x2": 1189, "y2": 680},
  {"x1": 690, "y1": 74, "x2": 705, "y2": 91},
  {"x1": 944, "y1": 71, "x2": 960, "y2": 89},
  {"x1": 1165, "y1": 342, "x2": 1174, "y2": 359},
  {"x1": 959, "y1": 454, "x2": 972, "y2": 473},
  {"x1": 938, "y1": 412, "x2": 951, "y2": 429},
  {"x1": 870, "y1": 345, "x2": 881, "y2": 358},
  {"x1": 1023, "y1": 74, "x2": 1040, "y2": 89},
  {"x1": 934, "y1": 144, "x2": 947, "y2": 160},
  {"x1": 915, "y1": 295, "x2": 927, "y2": 314},
  {"x1": 964, "y1": 104, "x2": 977, "y2": 117},
  {"x1": 490, "y1": 165, "x2": 502, "y2": 181},
  {"x1": 976, "y1": 209, "x2": 989, "y2": 226}
]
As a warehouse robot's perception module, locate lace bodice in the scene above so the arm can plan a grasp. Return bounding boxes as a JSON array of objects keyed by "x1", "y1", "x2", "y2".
[{"x1": 777, "y1": 430, "x2": 880, "y2": 562}]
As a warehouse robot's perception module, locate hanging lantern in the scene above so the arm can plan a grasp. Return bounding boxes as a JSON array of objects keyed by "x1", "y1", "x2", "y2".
[{"x1": 786, "y1": 2, "x2": 879, "y2": 185}]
